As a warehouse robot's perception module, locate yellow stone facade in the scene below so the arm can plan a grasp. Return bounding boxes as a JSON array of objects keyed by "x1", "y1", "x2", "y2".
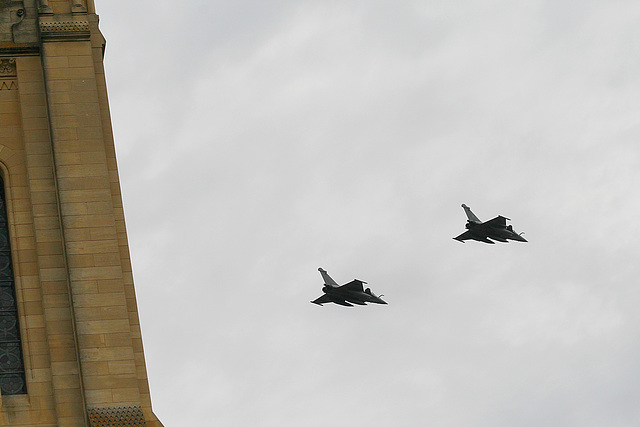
[{"x1": 0, "y1": 0, "x2": 163, "y2": 425}]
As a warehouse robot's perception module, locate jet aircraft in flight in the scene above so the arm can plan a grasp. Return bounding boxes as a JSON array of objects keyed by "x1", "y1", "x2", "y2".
[
  {"x1": 311, "y1": 268, "x2": 387, "y2": 307},
  {"x1": 453, "y1": 204, "x2": 527, "y2": 244}
]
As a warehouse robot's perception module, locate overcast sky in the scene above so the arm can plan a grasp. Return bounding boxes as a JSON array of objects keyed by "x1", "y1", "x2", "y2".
[{"x1": 96, "y1": 1, "x2": 640, "y2": 426}]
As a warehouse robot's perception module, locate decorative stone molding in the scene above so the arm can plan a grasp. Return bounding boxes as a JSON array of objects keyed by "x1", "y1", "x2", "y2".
[
  {"x1": 0, "y1": 81, "x2": 17, "y2": 90},
  {"x1": 0, "y1": 58, "x2": 16, "y2": 76},
  {"x1": 0, "y1": 58, "x2": 17, "y2": 90},
  {"x1": 88, "y1": 406, "x2": 147, "y2": 427},
  {"x1": 40, "y1": 20, "x2": 89, "y2": 33},
  {"x1": 39, "y1": 19, "x2": 89, "y2": 40}
]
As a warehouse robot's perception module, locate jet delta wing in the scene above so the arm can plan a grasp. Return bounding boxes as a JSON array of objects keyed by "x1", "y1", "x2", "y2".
[
  {"x1": 454, "y1": 229, "x2": 494, "y2": 244},
  {"x1": 311, "y1": 268, "x2": 387, "y2": 307},
  {"x1": 483, "y1": 215, "x2": 509, "y2": 228},
  {"x1": 454, "y1": 204, "x2": 527, "y2": 244}
]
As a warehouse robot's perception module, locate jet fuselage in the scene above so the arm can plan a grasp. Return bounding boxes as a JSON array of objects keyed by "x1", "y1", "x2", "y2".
[
  {"x1": 465, "y1": 221, "x2": 527, "y2": 243},
  {"x1": 312, "y1": 268, "x2": 387, "y2": 306},
  {"x1": 454, "y1": 204, "x2": 527, "y2": 244},
  {"x1": 322, "y1": 286, "x2": 386, "y2": 306}
]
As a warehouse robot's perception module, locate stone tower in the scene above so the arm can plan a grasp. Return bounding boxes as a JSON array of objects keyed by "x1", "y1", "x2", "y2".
[{"x1": 0, "y1": 1, "x2": 163, "y2": 426}]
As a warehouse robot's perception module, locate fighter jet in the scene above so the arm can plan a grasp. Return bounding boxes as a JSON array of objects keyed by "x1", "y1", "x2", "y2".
[
  {"x1": 453, "y1": 204, "x2": 527, "y2": 244},
  {"x1": 311, "y1": 268, "x2": 387, "y2": 307}
]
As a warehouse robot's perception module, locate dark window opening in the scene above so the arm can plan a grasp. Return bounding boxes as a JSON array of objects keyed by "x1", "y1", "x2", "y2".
[{"x1": 0, "y1": 177, "x2": 26, "y2": 395}]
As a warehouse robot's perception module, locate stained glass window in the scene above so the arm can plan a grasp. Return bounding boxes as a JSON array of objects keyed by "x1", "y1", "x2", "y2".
[{"x1": 0, "y1": 177, "x2": 25, "y2": 395}]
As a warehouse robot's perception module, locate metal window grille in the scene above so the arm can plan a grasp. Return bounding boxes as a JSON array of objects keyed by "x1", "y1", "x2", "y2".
[{"x1": 0, "y1": 178, "x2": 25, "y2": 395}]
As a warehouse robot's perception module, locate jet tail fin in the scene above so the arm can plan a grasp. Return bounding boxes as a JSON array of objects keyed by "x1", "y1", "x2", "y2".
[
  {"x1": 318, "y1": 268, "x2": 339, "y2": 287},
  {"x1": 461, "y1": 204, "x2": 481, "y2": 223}
]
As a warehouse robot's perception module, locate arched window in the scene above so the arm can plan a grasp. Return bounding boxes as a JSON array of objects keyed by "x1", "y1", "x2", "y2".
[{"x1": 0, "y1": 177, "x2": 25, "y2": 395}]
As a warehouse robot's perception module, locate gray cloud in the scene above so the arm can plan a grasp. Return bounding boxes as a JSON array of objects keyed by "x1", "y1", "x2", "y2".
[{"x1": 98, "y1": 1, "x2": 640, "y2": 425}]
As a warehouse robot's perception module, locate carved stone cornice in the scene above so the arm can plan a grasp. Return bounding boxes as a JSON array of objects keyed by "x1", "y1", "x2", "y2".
[
  {"x1": 88, "y1": 406, "x2": 147, "y2": 427},
  {"x1": 39, "y1": 17, "x2": 89, "y2": 41}
]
